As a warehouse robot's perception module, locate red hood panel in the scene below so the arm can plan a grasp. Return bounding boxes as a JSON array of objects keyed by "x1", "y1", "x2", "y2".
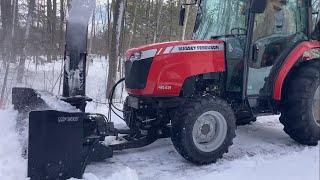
[{"x1": 125, "y1": 40, "x2": 226, "y2": 96}]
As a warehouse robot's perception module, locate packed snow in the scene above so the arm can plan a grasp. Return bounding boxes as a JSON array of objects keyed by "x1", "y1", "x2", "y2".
[
  {"x1": 0, "y1": 109, "x2": 27, "y2": 180},
  {"x1": 0, "y1": 57, "x2": 319, "y2": 180}
]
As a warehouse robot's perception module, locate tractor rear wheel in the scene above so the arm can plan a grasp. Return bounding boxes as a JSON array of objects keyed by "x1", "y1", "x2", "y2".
[
  {"x1": 171, "y1": 96, "x2": 236, "y2": 165},
  {"x1": 280, "y1": 61, "x2": 320, "y2": 145}
]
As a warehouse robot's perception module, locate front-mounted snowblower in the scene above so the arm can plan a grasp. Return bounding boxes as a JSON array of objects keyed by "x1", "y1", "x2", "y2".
[
  {"x1": 12, "y1": 0, "x2": 170, "y2": 179},
  {"x1": 13, "y1": 0, "x2": 320, "y2": 179}
]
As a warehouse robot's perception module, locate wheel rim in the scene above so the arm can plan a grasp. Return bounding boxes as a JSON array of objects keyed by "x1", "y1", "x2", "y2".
[
  {"x1": 313, "y1": 85, "x2": 320, "y2": 127},
  {"x1": 192, "y1": 111, "x2": 228, "y2": 153}
]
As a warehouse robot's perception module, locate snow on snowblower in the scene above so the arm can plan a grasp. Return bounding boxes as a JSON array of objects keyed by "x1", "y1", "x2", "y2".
[{"x1": 12, "y1": 0, "x2": 320, "y2": 179}]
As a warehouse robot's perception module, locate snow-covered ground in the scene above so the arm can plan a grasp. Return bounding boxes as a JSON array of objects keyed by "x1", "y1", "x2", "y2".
[
  {"x1": 0, "y1": 107, "x2": 319, "y2": 180},
  {"x1": 84, "y1": 113, "x2": 320, "y2": 180},
  {"x1": 0, "y1": 57, "x2": 319, "y2": 180}
]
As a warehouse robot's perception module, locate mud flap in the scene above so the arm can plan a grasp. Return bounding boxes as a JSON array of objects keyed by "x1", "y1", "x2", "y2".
[{"x1": 28, "y1": 110, "x2": 113, "y2": 180}]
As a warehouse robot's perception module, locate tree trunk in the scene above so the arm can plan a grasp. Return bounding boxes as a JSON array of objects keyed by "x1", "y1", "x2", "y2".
[
  {"x1": 47, "y1": 0, "x2": 53, "y2": 62},
  {"x1": 106, "y1": 1, "x2": 112, "y2": 55},
  {"x1": 153, "y1": 0, "x2": 163, "y2": 43},
  {"x1": 106, "y1": 0, "x2": 125, "y2": 97},
  {"x1": 128, "y1": 1, "x2": 138, "y2": 48},
  {"x1": 0, "y1": 0, "x2": 13, "y2": 56},
  {"x1": 89, "y1": 7, "x2": 96, "y2": 54},
  {"x1": 60, "y1": 0, "x2": 65, "y2": 52},
  {"x1": 52, "y1": 0, "x2": 57, "y2": 59},
  {"x1": 0, "y1": 0, "x2": 16, "y2": 104},
  {"x1": 0, "y1": 62, "x2": 10, "y2": 104},
  {"x1": 17, "y1": 0, "x2": 36, "y2": 83},
  {"x1": 181, "y1": 0, "x2": 190, "y2": 40}
]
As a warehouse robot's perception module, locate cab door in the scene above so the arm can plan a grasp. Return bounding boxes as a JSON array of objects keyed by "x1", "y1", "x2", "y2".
[{"x1": 246, "y1": 0, "x2": 309, "y2": 114}]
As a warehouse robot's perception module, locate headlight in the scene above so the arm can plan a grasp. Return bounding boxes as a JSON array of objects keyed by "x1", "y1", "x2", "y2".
[
  {"x1": 128, "y1": 49, "x2": 157, "y2": 62},
  {"x1": 129, "y1": 52, "x2": 142, "y2": 62}
]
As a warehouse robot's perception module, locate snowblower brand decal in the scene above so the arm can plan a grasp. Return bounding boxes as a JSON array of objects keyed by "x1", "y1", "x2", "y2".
[
  {"x1": 57, "y1": 116, "x2": 80, "y2": 123},
  {"x1": 163, "y1": 44, "x2": 224, "y2": 54}
]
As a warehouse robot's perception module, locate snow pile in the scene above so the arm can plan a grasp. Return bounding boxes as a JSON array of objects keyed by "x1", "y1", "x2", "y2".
[
  {"x1": 0, "y1": 109, "x2": 26, "y2": 180},
  {"x1": 39, "y1": 91, "x2": 79, "y2": 112}
]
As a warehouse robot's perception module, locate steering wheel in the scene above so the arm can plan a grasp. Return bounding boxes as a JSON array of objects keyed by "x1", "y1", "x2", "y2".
[{"x1": 231, "y1": 28, "x2": 247, "y2": 36}]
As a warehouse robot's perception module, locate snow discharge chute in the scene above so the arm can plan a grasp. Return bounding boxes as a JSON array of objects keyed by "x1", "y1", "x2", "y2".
[
  {"x1": 62, "y1": 0, "x2": 96, "y2": 111},
  {"x1": 12, "y1": 0, "x2": 96, "y2": 113}
]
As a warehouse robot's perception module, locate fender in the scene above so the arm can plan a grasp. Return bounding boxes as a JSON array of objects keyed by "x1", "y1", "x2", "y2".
[{"x1": 273, "y1": 41, "x2": 320, "y2": 101}]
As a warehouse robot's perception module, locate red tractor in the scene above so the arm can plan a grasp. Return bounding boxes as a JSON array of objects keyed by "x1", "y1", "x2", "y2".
[
  {"x1": 15, "y1": 0, "x2": 319, "y2": 179},
  {"x1": 123, "y1": 0, "x2": 320, "y2": 164}
]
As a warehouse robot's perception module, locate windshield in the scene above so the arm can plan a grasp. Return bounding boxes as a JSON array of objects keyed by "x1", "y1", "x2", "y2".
[{"x1": 193, "y1": 0, "x2": 248, "y2": 39}]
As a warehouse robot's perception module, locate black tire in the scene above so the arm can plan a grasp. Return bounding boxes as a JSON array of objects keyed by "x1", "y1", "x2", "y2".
[
  {"x1": 236, "y1": 111, "x2": 257, "y2": 126},
  {"x1": 280, "y1": 61, "x2": 320, "y2": 145},
  {"x1": 171, "y1": 96, "x2": 236, "y2": 165}
]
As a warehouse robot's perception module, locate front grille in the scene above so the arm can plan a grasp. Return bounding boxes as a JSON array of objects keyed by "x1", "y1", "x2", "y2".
[{"x1": 125, "y1": 58, "x2": 153, "y2": 89}]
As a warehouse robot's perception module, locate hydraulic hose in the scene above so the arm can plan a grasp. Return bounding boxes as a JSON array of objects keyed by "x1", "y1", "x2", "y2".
[{"x1": 108, "y1": 78, "x2": 125, "y2": 121}]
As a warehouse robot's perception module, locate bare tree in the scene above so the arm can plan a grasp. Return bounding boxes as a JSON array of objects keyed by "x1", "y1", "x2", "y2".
[
  {"x1": 153, "y1": 0, "x2": 163, "y2": 43},
  {"x1": 0, "y1": 0, "x2": 16, "y2": 104},
  {"x1": 181, "y1": 0, "x2": 190, "y2": 40},
  {"x1": 17, "y1": 0, "x2": 36, "y2": 83},
  {"x1": 106, "y1": 0, "x2": 125, "y2": 97},
  {"x1": 128, "y1": 1, "x2": 138, "y2": 48}
]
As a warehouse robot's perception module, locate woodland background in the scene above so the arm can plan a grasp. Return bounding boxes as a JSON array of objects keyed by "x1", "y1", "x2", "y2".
[
  {"x1": 0, "y1": 0, "x2": 197, "y2": 106},
  {"x1": 0, "y1": 0, "x2": 319, "y2": 107}
]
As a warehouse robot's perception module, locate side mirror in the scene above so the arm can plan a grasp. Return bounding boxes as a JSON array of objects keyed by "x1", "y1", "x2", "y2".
[
  {"x1": 179, "y1": 7, "x2": 186, "y2": 26},
  {"x1": 250, "y1": 0, "x2": 267, "y2": 13}
]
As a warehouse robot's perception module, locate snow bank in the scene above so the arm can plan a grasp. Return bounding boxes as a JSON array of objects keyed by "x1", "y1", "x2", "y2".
[{"x1": 0, "y1": 109, "x2": 26, "y2": 180}]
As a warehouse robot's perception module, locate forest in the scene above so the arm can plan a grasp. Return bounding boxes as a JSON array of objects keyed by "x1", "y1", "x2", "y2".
[
  {"x1": 0, "y1": 0, "x2": 319, "y2": 107},
  {"x1": 0, "y1": 0, "x2": 197, "y2": 107}
]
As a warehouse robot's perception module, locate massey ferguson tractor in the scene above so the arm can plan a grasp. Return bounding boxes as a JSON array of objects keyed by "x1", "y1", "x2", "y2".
[{"x1": 12, "y1": 0, "x2": 319, "y2": 179}]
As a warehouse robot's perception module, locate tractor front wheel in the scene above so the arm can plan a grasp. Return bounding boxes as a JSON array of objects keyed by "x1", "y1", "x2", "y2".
[
  {"x1": 280, "y1": 61, "x2": 320, "y2": 145},
  {"x1": 171, "y1": 96, "x2": 236, "y2": 165}
]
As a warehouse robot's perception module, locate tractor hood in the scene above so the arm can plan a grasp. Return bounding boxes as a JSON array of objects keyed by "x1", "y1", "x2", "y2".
[
  {"x1": 125, "y1": 40, "x2": 225, "y2": 61},
  {"x1": 124, "y1": 39, "x2": 226, "y2": 96}
]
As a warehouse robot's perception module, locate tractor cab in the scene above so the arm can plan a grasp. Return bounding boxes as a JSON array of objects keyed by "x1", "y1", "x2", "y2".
[{"x1": 187, "y1": 0, "x2": 314, "y2": 114}]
